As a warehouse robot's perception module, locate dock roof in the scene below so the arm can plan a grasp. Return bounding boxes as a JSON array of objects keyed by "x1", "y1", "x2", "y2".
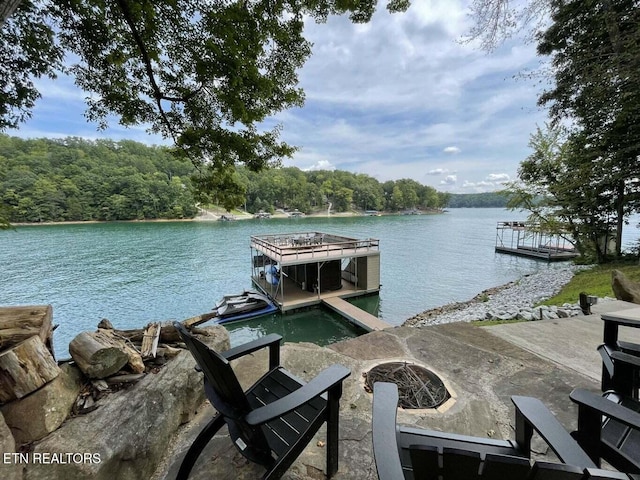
[{"x1": 250, "y1": 231, "x2": 379, "y2": 265}]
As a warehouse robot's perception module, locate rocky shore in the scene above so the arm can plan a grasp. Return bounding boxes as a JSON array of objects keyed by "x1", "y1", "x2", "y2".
[{"x1": 404, "y1": 264, "x2": 606, "y2": 327}]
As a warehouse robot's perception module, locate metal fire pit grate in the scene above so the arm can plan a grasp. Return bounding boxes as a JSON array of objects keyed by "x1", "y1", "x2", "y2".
[{"x1": 365, "y1": 362, "x2": 450, "y2": 409}]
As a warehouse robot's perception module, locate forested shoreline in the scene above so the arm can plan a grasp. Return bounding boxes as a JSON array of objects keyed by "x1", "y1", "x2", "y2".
[
  {"x1": 0, "y1": 135, "x2": 199, "y2": 223},
  {"x1": 0, "y1": 135, "x2": 505, "y2": 223}
]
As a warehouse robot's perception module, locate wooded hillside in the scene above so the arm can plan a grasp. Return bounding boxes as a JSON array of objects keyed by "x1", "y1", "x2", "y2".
[
  {"x1": 1, "y1": 135, "x2": 501, "y2": 223},
  {"x1": 0, "y1": 135, "x2": 198, "y2": 222}
]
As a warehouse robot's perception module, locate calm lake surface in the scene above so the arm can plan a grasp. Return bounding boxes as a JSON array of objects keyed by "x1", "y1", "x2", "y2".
[{"x1": 2, "y1": 208, "x2": 638, "y2": 356}]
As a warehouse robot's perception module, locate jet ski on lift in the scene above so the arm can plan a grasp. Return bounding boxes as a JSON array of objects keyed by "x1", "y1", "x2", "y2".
[{"x1": 212, "y1": 290, "x2": 277, "y2": 324}]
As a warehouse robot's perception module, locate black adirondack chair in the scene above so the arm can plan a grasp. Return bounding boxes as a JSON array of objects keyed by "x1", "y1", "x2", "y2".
[
  {"x1": 600, "y1": 312, "x2": 640, "y2": 399},
  {"x1": 173, "y1": 322, "x2": 351, "y2": 480},
  {"x1": 372, "y1": 382, "x2": 637, "y2": 480},
  {"x1": 599, "y1": 344, "x2": 640, "y2": 399},
  {"x1": 571, "y1": 388, "x2": 640, "y2": 474}
]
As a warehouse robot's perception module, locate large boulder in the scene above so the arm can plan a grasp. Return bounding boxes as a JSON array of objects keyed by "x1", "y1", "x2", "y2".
[
  {"x1": 1, "y1": 363, "x2": 83, "y2": 444},
  {"x1": 611, "y1": 269, "x2": 640, "y2": 304},
  {"x1": 25, "y1": 325, "x2": 229, "y2": 480},
  {"x1": 0, "y1": 412, "x2": 22, "y2": 480}
]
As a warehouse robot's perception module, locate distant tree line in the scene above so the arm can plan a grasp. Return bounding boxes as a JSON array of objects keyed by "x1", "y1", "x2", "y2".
[
  {"x1": 235, "y1": 168, "x2": 451, "y2": 214},
  {"x1": 0, "y1": 135, "x2": 509, "y2": 223},
  {"x1": 445, "y1": 192, "x2": 509, "y2": 208}
]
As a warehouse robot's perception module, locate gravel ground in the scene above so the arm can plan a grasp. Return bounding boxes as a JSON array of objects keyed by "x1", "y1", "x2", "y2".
[{"x1": 404, "y1": 264, "x2": 594, "y2": 327}]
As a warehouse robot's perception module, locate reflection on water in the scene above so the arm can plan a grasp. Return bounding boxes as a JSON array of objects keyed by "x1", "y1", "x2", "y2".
[{"x1": 223, "y1": 309, "x2": 366, "y2": 348}]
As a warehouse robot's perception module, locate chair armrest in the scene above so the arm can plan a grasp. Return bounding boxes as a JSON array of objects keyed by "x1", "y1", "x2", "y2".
[
  {"x1": 610, "y1": 350, "x2": 640, "y2": 369},
  {"x1": 570, "y1": 388, "x2": 640, "y2": 430},
  {"x1": 512, "y1": 395, "x2": 596, "y2": 468},
  {"x1": 618, "y1": 340, "x2": 640, "y2": 356},
  {"x1": 245, "y1": 364, "x2": 351, "y2": 425},
  {"x1": 598, "y1": 344, "x2": 615, "y2": 378},
  {"x1": 601, "y1": 314, "x2": 640, "y2": 329},
  {"x1": 222, "y1": 333, "x2": 282, "y2": 369},
  {"x1": 372, "y1": 382, "x2": 405, "y2": 480}
]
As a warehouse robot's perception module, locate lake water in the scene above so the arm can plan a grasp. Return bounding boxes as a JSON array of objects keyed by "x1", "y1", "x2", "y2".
[{"x1": 2, "y1": 209, "x2": 638, "y2": 356}]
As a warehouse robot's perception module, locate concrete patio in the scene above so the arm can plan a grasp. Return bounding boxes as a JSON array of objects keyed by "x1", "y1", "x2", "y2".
[{"x1": 154, "y1": 300, "x2": 640, "y2": 480}]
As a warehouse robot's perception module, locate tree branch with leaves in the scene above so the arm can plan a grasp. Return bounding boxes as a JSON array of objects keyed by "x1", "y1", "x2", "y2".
[{"x1": 0, "y1": 0, "x2": 409, "y2": 216}]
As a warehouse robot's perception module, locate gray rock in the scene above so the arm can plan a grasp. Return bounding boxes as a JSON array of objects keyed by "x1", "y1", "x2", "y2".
[
  {"x1": 1, "y1": 363, "x2": 83, "y2": 445},
  {"x1": 26, "y1": 325, "x2": 229, "y2": 480},
  {"x1": 516, "y1": 311, "x2": 534, "y2": 322},
  {"x1": 407, "y1": 264, "x2": 591, "y2": 327},
  {"x1": 0, "y1": 412, "x2": 22, "y2": 480},
  {"x1": 611, "y1": 269, "x2": 640, "y2": 304}
]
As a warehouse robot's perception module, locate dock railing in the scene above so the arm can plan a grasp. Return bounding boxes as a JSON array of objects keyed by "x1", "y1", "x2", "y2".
[{"x1": 251, "y1": 232, "x2": 380, "y2": 263}]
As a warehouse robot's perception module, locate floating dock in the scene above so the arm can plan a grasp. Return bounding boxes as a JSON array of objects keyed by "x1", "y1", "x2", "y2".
[
  {"x1": 495, "y1": 222, "x2": 578, "y2": 261},
  {"x1": 322, "y1": 297, "x2": 389, "y2": 332},
  {"x1": 250, "y1": 231, "x2": 390, "y2": 330}
]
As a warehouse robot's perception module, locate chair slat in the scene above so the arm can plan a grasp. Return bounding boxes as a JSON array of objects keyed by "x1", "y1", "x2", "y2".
[
  {"x1": 480, "y1": 452, "x2": 530, "y2": 479},
  {"x1": 585, "y1": 467, "x2": 632, "y2": 479},
  {"x1": 248, "y1": 371, "x2": 325, "y2": 440},
  {"x1": 260, "y1": 370, "x2": 326, "y2": 412},
  {"x1": 261, "y1": 422, "x2": 293, "y2": 457},
  {"x1": 620, "y1": 429, "x2": 640, "y2": 459},
  {"x1": 529, "y1": 461, "x2": 585, "y2": 480},
  {"x1": 407, "y1": 444, "x2": 439, "y2": 480},
  {"x1": 442, "y1": 447, "x2": 481, "y2": 479}
]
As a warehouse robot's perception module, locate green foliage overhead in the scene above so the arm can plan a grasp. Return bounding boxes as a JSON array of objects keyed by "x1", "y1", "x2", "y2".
[{"x1": 0, "y1": 0, "x2": 410, "y2": 204}]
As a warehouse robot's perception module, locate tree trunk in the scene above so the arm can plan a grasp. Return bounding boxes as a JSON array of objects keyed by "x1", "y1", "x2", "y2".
[
  {"x1": 0, "y1": 305, "x2": 54, "y2": 357},
  {"x1": 69, "y1": 330, "x2": 144, "y2": 379},
  {"x1": 0, "y1": 335, "x2": 60, "y2": 403},
  {"x1": 0, "y1": 0, "x2": 23, "y2": 25},
  {"x1": 615, "y1": 179, "x2": 625, "y2": 258}
]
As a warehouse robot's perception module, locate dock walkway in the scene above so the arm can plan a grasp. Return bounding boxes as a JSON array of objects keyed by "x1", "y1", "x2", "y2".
[{"x1": 322, "y1": 297, "x2": 390, "y2": 332}]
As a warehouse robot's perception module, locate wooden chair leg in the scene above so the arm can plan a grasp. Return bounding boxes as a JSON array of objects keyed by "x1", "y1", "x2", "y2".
[
  {"x1": 176, "y1": 414, "x2": 226, "y2": 480},
  {"x1": 326, "y1": 383, "x2": 343, "y2": 478}
]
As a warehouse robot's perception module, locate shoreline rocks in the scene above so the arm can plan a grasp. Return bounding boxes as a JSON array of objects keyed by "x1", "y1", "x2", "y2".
[{"x1": 405, "y1": 264, "x2": 604, "y2": 327}]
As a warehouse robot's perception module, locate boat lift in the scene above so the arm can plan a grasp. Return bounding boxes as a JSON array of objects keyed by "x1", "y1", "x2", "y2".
[{"x1": 495, "y1": 221, "x2": 578, "y2": 261}]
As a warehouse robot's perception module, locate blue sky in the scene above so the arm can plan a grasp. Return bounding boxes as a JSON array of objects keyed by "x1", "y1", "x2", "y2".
[{"x1": 14, "y1": 0, "x2": 549, "y2": 194}]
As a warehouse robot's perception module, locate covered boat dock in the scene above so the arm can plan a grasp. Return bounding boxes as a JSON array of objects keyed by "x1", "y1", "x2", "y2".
[
  {"x1": 495, "y1": 221, "x2": 578, "y2": 261},
  {"x1": 250, "y1": 232, "x2": 388, "y2": 331}
]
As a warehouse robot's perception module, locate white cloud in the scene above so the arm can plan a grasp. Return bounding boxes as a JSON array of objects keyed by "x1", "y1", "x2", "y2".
[
  {"x1": 486, "y1": 173, "x2": 511, "y2": 182},
  {"x1": 427, "y1": 168, "x2": 448, "y2": 175},
  {"x1": 463, "y1": 180, "x2": 493, "y2": 188},
  {"x1": 303, "y1": 160, "x2": 336, "y2": 171},
  {"x1": 440, "y1": 175, "x2": 457, "y2": 185},
  {"x1": 443, "y1": 146, "x2": 461, "y2": 154}
]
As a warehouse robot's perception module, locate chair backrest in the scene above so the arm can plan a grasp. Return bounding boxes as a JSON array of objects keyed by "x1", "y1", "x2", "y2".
[{"x1": 173, "y1": 322, "x2": 272, "y2": 464}]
